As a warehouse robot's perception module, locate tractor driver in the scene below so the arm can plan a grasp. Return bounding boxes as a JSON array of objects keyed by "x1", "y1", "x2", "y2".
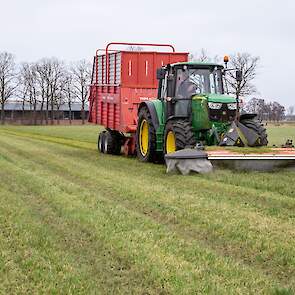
[{"x1": 176, "y1": 70, "x2": 200, "y2": 98}]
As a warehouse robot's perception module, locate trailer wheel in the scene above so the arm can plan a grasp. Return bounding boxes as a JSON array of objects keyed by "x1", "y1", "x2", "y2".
[
  {"x1": 240, "y1": 118, "x2": 268, "y2": 146},
  {"x1": 136, "y1": 107, "x2": 157, "y2": 162},
  {"x1": 103, "y1": 130, "x2": 122, "y2": 155},
  {"x1": 164, "y1": 120, "x2": 196, "y2": 154},
  {"x1": 98, "y1": 131, "x2": 106, "y2": 153}
]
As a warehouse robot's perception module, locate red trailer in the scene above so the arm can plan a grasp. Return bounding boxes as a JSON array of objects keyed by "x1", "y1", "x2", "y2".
[{"x1": 88, "y1": 42, "x2": 188, "y2": 154}]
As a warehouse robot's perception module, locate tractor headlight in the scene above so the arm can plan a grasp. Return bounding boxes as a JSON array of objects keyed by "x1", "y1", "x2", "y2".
[
  {"x1": 208, "y1": 102, "x2": 222, "y2": 109},
  {"x1": 227, "y1": 103, "x2": 237, "y2": 110}
]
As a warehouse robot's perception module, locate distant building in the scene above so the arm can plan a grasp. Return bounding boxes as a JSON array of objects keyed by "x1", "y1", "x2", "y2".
[{"x1": 3, "y1": 100, "x2": 89, "y2": 124}]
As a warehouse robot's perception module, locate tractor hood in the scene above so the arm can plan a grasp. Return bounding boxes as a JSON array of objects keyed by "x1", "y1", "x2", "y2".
[{"x1": 204, "y1": 93, "x2": 236, "y2": 103}]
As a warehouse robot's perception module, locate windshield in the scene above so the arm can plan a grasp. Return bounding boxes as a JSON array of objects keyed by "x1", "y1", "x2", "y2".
[{"x1": 175, "y1": 68, "x2": 223, "y2": 98}]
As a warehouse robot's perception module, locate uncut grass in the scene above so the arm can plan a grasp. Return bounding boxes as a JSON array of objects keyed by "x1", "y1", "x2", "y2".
[
  {"x1": 0, "y1": 132, "x2": 294, "y2": 293},
  {"x1": 267, "y1": 125, "x2": 295, "y2": 146}
]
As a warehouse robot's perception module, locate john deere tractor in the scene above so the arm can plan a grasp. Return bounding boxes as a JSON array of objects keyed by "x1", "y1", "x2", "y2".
[{"x1": 136, "y1": 61, "x2": 268, "y2": 162}]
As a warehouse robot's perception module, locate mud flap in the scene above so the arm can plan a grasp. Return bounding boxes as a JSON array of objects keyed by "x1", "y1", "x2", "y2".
[{"x1": 165, "y1": 149, "x2": 213, "y2": 175}]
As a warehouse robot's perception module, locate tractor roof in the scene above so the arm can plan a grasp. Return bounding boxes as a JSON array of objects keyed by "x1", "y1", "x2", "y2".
[{"x1": 171, "y1": 61, "x2": 223, "y2": 68}]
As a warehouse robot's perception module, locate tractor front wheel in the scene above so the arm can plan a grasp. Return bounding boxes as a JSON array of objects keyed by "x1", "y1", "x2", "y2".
[
  {"x1": 164, "y1": 120, "x2": 196, "y2": 154},
  {"x1": 136, "y1": 107, "x2": 157, "y2": 162}
]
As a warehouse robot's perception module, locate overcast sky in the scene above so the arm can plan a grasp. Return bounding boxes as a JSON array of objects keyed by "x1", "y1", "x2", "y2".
[{"x1": 1, "y1": 0, "x2": 294, "y2": 107}]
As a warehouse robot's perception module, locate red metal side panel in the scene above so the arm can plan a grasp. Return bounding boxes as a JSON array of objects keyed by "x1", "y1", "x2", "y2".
[
  {"x1": 168, "y1": 53, "x2": 188, "y2": 64},
  {"x1": 89, "y1": 85, "x2": 157, "y2": 133},
  {"x1": 88, "y1": 50, "x2": 188, "y2": 133},
  {"x1": 88, "y1": 85, "x2": 120, "y2": 130},
  {"x1": 120, "y1": 52, "x2": 138, "y2": 87},
  {"x1": 119, "y1": 87, "x2": 158, "y2": 133},
  {"x1": 137, "y1": 53, "x2": 154, "y2": 87},
  {"x1": 121, "y1": 52, "x2": 188, "y2": 88}
]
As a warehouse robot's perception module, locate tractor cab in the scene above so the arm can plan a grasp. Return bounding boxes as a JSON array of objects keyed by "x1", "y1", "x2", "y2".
[{"x1": 157, "y1": 62, "x2": 237, "y2": 123}]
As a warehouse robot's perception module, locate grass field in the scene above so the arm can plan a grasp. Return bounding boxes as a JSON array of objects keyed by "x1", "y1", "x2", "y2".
[{"x1": 0, "y1": 124, "x2": 295, "y2": 294}]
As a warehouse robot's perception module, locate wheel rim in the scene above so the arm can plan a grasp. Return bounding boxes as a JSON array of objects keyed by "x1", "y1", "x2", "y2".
[
  {"x1": 139, "y1": 119, "x2": 149, "y2": 156},
  {"x1": 166, "y1": 131, "x2": 176, "y2": 153}
]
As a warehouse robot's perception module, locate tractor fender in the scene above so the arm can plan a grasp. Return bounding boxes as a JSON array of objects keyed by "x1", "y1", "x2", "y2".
[
  {"x1": 239, "y1": 112, "x2": 257, "y2": 121},
  {"x1": 138, "y1": 101, "x2": 160, "y2": 130}
]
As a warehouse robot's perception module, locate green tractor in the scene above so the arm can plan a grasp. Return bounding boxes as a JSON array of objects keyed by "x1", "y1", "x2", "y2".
[{"x1": 136, "y1": 61, "x2": 268, "y2": 162}]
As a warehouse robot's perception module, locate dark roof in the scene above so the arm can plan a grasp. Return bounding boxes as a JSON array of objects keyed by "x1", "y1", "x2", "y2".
[
  {"x1": 171, "y1": 61, "x2": 223, "y2": 67},
  {"x1": 4, "y1": 101, "x2": 89, "y2": 111}
]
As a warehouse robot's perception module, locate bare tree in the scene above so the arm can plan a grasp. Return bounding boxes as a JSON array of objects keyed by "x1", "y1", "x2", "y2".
[
  {"x1": 19, "y1": 63, "x2": 41, "y2": 124},
  {"x1": 35, "y1": 61, "x2": 50, "y2": 124},
  {"x1": 62, "y1": 71, "x2": 75, "y2": 124},
  {"x1": 245, "y1": 98, "x2": 285, "y2": 121},
  {"x1": 244, "y1": 97, "x2": 266, "y2": 120},
  {"x1": 189, "y1": 49, "x2": 220, "y2": 63},
  {"x1": 55, "y1": 85, "x2": 65, "y2": 125},
  {"x1": 48, "y1": 59, "x2": 65, "y2": 124},
  {"x1": 17, "y1": 64, "x2": 30, "y2": 124},
  {"x1": 189, "y1": 48, "x2": 209, "y2": 62},
  {"x1": 0, "y1": 52, "x2": 17, "y2": 124},
  {"x1": 35, "y1": 58, "x2": 65, "y2": 124},
  {"x1": 71, "y1": 60, "x2": 91, "y2": 124},
  {"x1": 126, "y1": 46, "x2": 143, "y2": 51},
  {"x1": 270, "y1": 101, "x2": 285, "y2": 122},
  {"x1": 224, "y1": 53, "x2": 259, "y2": 100}
]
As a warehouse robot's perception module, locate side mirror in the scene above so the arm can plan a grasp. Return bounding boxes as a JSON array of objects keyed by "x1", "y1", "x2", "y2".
[
  {"x1": 236, "y1": 70, "x2": 242, "y2": 82},
  {"x1": 156, "y1": 68, "x2": 166, "y2": 80}
]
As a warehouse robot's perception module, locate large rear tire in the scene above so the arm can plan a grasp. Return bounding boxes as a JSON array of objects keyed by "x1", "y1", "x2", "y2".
[
  {"x1": 136, "y1": 107, "x2": 157, "y2": 162},
  {"x1": 240, "y1": 118, "x2": 268, "y2": 146},
  {"x1": 164, "y1": 120, "x2": 196, "y2": 154}
]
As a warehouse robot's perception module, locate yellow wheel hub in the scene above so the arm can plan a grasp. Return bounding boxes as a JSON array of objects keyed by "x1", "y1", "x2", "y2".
[
  {"x1": 166, "y1": 131, "x2": 176, "y2": 153},
  {"x1": 139, "y1": 119, "x2": 149, "y2": 156}
]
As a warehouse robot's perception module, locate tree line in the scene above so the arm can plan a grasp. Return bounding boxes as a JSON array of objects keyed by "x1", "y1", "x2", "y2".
[
  {"x1": 244, "y1": 98, "x2": 286, "y2": 121},
  {"x1": 1, "y1": 49, "x2": 290, "y2": 125},
  {"x1": 0, "y1": 51, "x2": 91, "y2": 125}
]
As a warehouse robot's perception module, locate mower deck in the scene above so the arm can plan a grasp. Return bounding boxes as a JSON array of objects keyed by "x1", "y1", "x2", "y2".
[{"x1": 207, "y1": 148, "x2": 295, "y2": 171}]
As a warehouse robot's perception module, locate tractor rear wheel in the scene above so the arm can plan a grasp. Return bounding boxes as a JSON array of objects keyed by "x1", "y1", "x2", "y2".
[
  {"x1": 136, "y1": 107, "x2": 157, "y2": 162},
  {"x1": 164, "y1": 120, "x2": 196, "y2": 154},
  {"x1": 103, "y1": 130, "x2": 122, "y2": 154},
  {"x1": 240, "y1": 118, "x2": 268, "y2": 146}
]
